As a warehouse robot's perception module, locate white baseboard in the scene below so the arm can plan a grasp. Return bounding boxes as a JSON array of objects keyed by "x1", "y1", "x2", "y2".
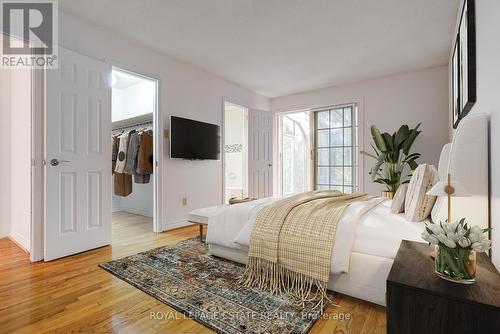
[
  {"x1": 113, "y1": 206, "x2": 153, "y2": 218},
  {"x1": 161, "y1": 219, "x2": 193, "y2": 231},
  {"x1": 9, "y1": 231, "x2": 30, "y2": 253}
]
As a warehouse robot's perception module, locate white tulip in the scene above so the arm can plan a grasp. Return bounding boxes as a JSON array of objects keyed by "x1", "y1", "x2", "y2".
[
  {"x1": 421, "y1": 231, "x2": 430, "y2": 242},
  {"x1": 437, "y1": 233, "x2": 447, "y2": 243},
  {"x1": 471, "y1": 226, "x2": 482, "y2": 234},
  {"x1": 481, "y1": 240, "x2": 492, "y2": 250},
  {"x1": 428, "y1": 235, "x2": 440, "y2": 245},
  {"x1": 472, "y1": 242, "x2": 486, "y2": 252},
  {"x1": 447, "y1": 232, "x2": 459, "y2": 241},
  {"x1": 432, "y1": 225, "x2": 445, "y2": 235},
  {"x1": 443, "y1": 238, "x2": 456, "y2": 248},
  {"x1": 469, "y1": 233, "x2": 480, "y2": 243},
  {"x1": 457, "y1": 237, "x2": 471, "y2": 248},
  {"x1": 457, "y1": 228, "x2": 466, "y2": 237}
]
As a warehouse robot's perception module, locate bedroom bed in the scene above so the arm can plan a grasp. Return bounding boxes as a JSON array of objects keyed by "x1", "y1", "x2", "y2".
[
  {"x1": 191, "y1": 113, "x2": 488, "y2": 307},
  {"x1": 205, "y1": 198, "x2": 425, "y2": 306}
]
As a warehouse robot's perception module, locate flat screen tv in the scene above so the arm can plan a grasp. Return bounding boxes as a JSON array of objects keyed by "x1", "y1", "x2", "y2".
[{"x1": 170, "y1": 116, "x2": 220, "y2": 160}]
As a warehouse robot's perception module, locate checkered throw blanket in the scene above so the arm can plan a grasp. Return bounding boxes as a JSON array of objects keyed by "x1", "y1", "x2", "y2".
[{"x1": 240, "y1": 190, "x2": 368, "y2": 307}]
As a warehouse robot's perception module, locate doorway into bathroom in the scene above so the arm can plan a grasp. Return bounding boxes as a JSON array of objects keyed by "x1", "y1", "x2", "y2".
[{"x1": 223, "y1": 102, "x2": 249, "y2": 203}]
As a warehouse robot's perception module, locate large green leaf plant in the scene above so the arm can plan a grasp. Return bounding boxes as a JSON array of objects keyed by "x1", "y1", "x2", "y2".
[{"x1": 361, "y1": 124, "x2": 422, "y2": 193}]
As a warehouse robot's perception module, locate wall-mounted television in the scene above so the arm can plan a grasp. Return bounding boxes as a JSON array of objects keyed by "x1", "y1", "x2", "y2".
[{"x1": 170, "y1": 116, "x2": 220, "y2": 160}]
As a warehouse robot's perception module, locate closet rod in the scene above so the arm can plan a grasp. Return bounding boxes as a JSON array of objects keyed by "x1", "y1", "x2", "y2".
[{"x1": 112, "y1": 120, "x2": 153, "y2": 132}]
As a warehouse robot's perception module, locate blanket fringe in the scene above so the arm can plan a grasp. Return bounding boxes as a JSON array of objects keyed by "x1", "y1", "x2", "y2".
[{"x1": 239, "y1": 257, "x2": 332, "y2": 310}]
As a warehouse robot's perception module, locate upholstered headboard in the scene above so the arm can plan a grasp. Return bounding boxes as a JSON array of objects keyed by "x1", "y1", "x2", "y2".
[{"x1": 432, "y1": 114, "x2": 489, "y2": 230}]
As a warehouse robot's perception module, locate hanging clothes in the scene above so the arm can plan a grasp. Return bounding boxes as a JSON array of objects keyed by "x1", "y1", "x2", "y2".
[
  {"x1": 134, "y1": 173, "x2": 150, "y2": 184},
  {"x1": 114, "y1": 130, "x2": 131, "y2": 173},
  {"x1": 112, "y1": 125, "x2": 154, "y2": 196},
  {"x1": 123, "y1": 130, "x2": 138, "y2": 175},
  {"x1": 114, "y1": 172, "x2": 132, "y2": 197},
  {"x1": 137, "y1": 129, "x2": 153, "y2": 174},
  {"x1": 114, "y1": 130, "x2": 134, "y2": 196},
  {"x1": 134, "y1": 129, "x2": 153, "y2": 184},
  {"x1": 112, "y1": 135, "x2": 119, "y2": 174}
]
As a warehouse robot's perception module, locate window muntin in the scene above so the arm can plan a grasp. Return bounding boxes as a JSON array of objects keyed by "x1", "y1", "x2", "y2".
[{"x1": 314, "y1": 105, "x2": 358, "y2": 194}]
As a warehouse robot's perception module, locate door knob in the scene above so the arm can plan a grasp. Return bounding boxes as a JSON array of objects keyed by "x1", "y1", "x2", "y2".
[
  {"x1": 268, "y1": 163, "x2": 273, "y2": 167},
  {"x1": 50, "y1": 159, "x2": 70, "y2": 166}
]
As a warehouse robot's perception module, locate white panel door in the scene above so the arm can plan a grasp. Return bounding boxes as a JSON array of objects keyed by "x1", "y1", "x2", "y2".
[
  {"x1": 45, "y1": 47, "x2": 112, "y2": 261},
  {"x1": 248, "y1": 109, "x2": 273, "y2": 198}
]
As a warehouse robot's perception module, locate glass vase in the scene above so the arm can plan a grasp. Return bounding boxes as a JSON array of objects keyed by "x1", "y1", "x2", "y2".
[{"x1": 435, "y1": 245, "x2": 476, "y2": 284}]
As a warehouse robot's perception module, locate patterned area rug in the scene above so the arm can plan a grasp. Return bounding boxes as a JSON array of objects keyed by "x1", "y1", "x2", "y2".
[{"x1": 99, "y1": 238, "x2": 330, "y2": 334}]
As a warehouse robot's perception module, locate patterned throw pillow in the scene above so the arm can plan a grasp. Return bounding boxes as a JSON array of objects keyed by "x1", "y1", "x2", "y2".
[
  {"x1": 390, "y1": 184, "x2": 408, "y2": 214},
  {"x1": 405, "y1": 164, "x2": 439, "y2": 222}
]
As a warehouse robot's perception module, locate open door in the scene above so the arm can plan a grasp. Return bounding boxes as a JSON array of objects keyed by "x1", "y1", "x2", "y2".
[
  {"x1": 248, "y1": 109, "x2": 273, "y2": 199},
  {"x1": 44, "y1": 47, "x2": 112, "y2": 261}
]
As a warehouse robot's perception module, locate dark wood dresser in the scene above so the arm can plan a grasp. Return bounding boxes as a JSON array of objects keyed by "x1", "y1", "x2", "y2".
[{"x1": 387, "y1": 240, "x2": 500, "y2": 334}]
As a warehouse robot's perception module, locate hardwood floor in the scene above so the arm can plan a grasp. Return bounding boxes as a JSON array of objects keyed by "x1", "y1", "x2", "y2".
[{"x1": 0, "y1": 212, "x2": 386, "y2": 334}]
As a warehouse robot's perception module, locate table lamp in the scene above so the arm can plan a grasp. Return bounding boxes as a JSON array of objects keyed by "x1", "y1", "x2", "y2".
[{"x1": 427, "y1": 173, "x2": 469, "y2": 223}]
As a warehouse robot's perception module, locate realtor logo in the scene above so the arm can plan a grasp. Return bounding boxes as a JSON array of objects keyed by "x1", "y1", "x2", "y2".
[{"x1": 1, "y1": 0, "x2": 58, "y2": 68}]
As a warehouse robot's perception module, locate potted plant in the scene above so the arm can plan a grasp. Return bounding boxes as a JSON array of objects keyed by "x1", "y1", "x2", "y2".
[
  {"x1": 361, "y1": 124, "x2": 421, "y2": 198},
  {"x1": 422, "y1": 218, "x2": 492, "y2": 283}
]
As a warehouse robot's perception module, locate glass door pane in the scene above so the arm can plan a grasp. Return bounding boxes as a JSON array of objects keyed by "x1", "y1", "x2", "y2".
[
  {"x1": 314, "y1": 105, "x2": 358, "y2": 193},
  {"x1": 279, "y1": 111, "x2": 311, "y2": 195}
]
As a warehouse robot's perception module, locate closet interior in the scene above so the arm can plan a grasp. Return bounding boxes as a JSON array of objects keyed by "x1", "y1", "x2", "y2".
[{"x1": 111, "y1": 68, "x2": 157, "y2": 232}]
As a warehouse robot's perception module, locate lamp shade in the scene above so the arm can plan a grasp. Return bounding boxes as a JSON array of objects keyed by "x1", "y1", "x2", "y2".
[{"x1": 426, "y1": 180, "x2": 469, "y2": 197}]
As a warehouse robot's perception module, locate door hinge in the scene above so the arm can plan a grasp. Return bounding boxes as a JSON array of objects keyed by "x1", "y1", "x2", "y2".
[
  {"x1": 42, "y1": 159, "x2": 47, "y2": 166},
  {"x1": 31, "y1": 159, "x2": 36, "y2": 166}
]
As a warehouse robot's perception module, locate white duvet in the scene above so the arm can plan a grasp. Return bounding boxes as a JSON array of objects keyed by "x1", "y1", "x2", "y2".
[{"x1": 205, "y1": 196, "x2": 425, "y2": 275}]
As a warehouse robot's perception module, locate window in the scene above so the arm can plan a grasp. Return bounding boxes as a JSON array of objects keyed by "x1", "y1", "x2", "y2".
[{"x1": 314, "y1": 105, "x2": 359, "y2": 194}]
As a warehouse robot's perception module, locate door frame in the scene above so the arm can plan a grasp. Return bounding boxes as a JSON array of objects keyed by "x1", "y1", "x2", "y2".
[
  {"x1": 221, "y1": 97, "x2": 249, "y2": 204},
  {"x1": 30, "y1": 67, "x2": 44, "y2": 261},
  {"x1": 31, "y1": 50, "x2": 164, "y2": 262},
  {"x1": 111, "y1": 66, "x2": 162, "y2": 233}
]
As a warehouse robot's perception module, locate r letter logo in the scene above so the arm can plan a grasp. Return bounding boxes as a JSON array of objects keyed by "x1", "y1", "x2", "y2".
[{"x1": 1, "y1": 0, "x2": 58, "y2": 68}]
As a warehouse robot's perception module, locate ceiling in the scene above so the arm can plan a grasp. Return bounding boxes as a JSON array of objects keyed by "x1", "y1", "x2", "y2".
[
  {"x1": 112, "y1": 69, "x2": 145, "y2": 89},
  {"x1": 60, "y1": 0, "x2": 459, "y2": 97}
]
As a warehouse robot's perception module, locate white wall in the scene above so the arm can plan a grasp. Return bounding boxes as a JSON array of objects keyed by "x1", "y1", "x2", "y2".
[
  {"x1": 9, "y1": 69, "x2": 32, "y2": 250},
  {"x1": 272, "y1": 66, "x2": 449, "y2": 196},
  {"x1": 112, "y1": 180, "x2": 154, "y2": 217},
  {"x1": 58, "y1": 10, "x2": 269, "y2": 229},
  {"x1": 0, "y1": 63, "x2": 31, "y2": 249},
  {"x1": 450, "y1": 0, "x2": 500, "y2": 269},
  {"x1": 0, "y1": 69, "x2": 12, "y2": 239},
  {"x1": 0, "y1": 64, "x2": 31, "y2": 250},
  {"x1": 112, "y1": 80, "x2": 155, "y2": 122}
]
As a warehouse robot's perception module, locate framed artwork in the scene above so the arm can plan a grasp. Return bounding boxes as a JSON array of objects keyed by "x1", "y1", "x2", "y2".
[
  {"x1": 453, "y1": 0, "x2": 476, "y2": 129},
  {"x1": 452, "y1": 38, "x2": 460, "y2": 128}
]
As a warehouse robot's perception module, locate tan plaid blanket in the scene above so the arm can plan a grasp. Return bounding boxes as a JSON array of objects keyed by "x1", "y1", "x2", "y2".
[{"x1": 240, "y1": 190, "x2": 368, "y2": 306}]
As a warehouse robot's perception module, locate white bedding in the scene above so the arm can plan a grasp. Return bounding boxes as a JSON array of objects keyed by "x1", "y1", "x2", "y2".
[{"x1": 206, "y1": 196, "x2": 426, "y2": 275}]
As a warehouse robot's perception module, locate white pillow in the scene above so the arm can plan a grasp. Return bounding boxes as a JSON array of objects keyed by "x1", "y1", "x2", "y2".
[
  {"x1": 405, "y1": 164, "x2": 439, "y2": 222},
  {"x1": 390, "y1": 184, "x2": 408, "y2": 214},
  {"x1": 431, "y1": 143, "x2": 451, "y2": 222}
]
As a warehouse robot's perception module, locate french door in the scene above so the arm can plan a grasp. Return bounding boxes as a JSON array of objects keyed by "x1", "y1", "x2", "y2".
[
  {"x1": 313, "y1": 104, "x2": 359, "y2": 194},
  {"x1": 278, "y1": 111, "x2": 311, "y2": 196}
]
